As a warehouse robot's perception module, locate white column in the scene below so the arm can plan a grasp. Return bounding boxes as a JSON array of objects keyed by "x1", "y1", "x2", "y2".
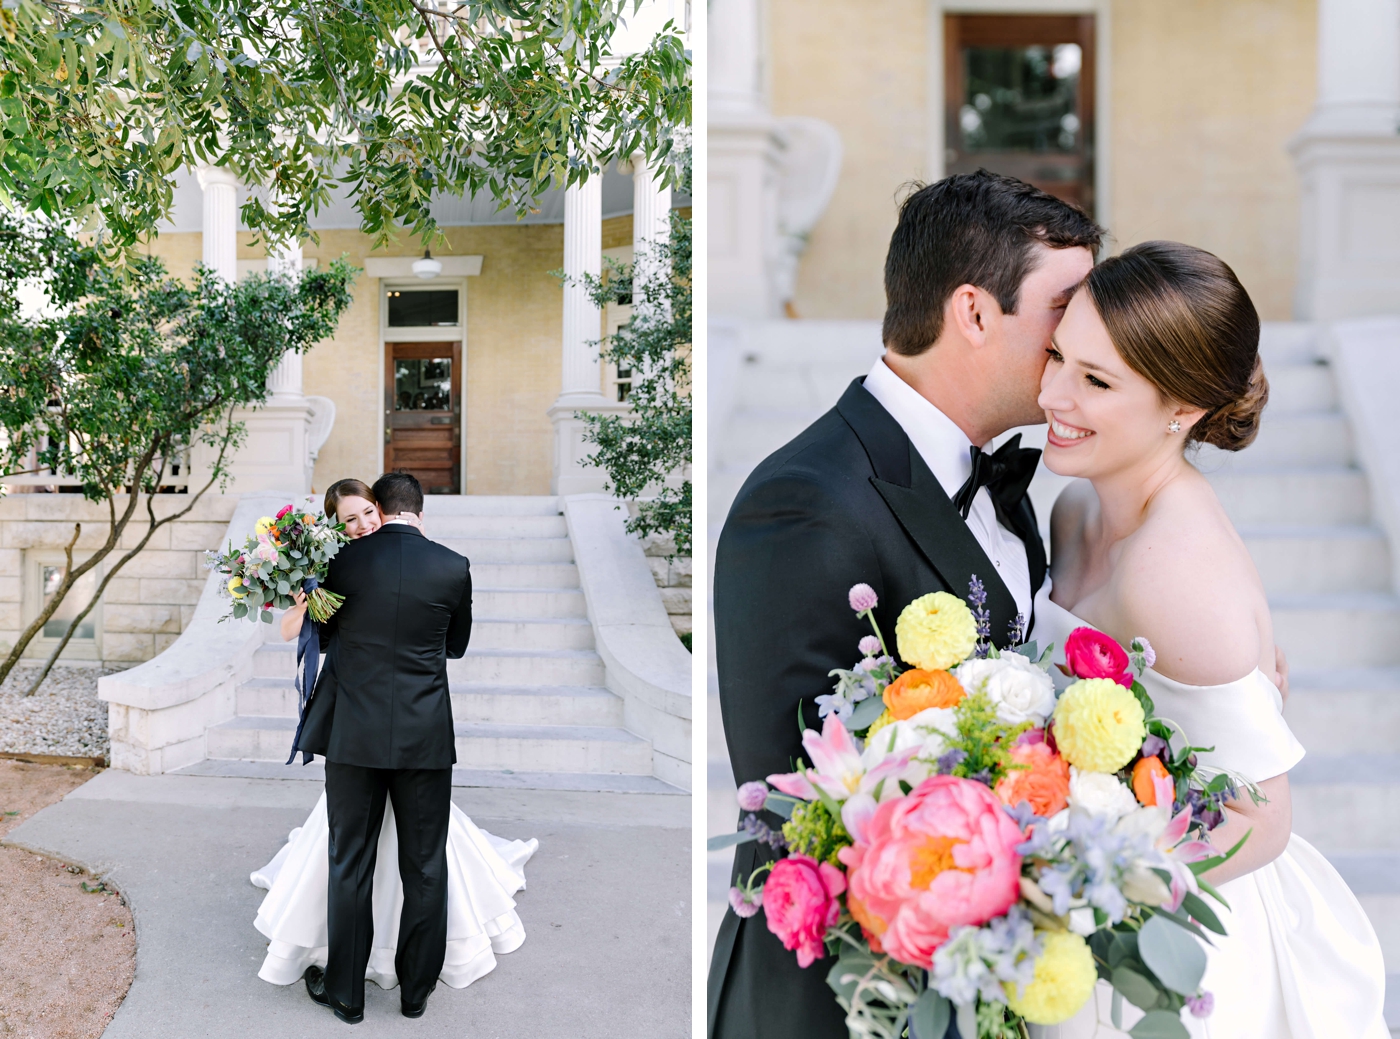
[
  {"x1": 559, "y1": 176, "x2": 605, "y2": 402},
  {"x1": 632, "y1": 155, "x2": 673, "y2": 319},
  {"x1": 196, "y1": 166, "x2": 238, "y2": 283},
  {"x1": 708, "y1": 0, "x2": 782, "y2": 319},
  {"x1": 548, "y1": 171, "x2": 629, "y2": 495},
  {"x1": 266, "y1": 236, "x2": 305, "y2": 400},
  {"x1": 1289, "y1": 0, "x2": 1400, "y2": 319}
]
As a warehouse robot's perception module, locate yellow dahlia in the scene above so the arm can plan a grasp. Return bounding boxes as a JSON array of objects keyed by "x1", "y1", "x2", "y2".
[
  {"x1": 894, "y1": 592, "x2": 978, "y2": 671},
  {"x1": 254, "y1": 516, "x2": 275, "y2": 536},
  {"x1": 1005, "y1": 930, "x2": 1097, "y2": 1025},
  {"x1": 1052, "y1": 678, "x2": 1146, "y2": 773},
  {"x1": 227, "y1": 576, "x2": 247, "y2": 598}
]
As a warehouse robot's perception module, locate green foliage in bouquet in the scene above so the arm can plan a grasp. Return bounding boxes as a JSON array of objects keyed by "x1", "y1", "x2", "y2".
[
  {"x1": 209, "y1": 506, "x2": 349, "y2": 624},
  {"x1": 783, "y1": 800, "x2": 851, "y2": 868},
  {"x1": 938, "y1": 691, "x2": 1033, "y2": 788}
]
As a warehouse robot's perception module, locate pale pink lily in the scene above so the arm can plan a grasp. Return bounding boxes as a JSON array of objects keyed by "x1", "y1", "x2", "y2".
[
  {"x1": 766, "y1": 715, "x2": 915, "y2": 808},
  {"x1": 253, "y1": 535, "x2": 280, "y2": 563},
  {"x1": 1155, "y1": 803, "x2": 1217, "y2": 911}
]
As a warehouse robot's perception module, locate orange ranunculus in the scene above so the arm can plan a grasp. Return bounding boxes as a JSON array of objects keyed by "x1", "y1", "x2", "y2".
[
  {"x1": 883, "y1": 669, "x2": 965, "y2": 720},
  {"x1": 303, "y1": 514, "x2": 315, "y2": 525},
  {"x1": 1132, "y1": 755, "x2": 1171, "y2": 806},
  {"x1": 995, "y1": 741, "x2": 1070, "y2": 818}
]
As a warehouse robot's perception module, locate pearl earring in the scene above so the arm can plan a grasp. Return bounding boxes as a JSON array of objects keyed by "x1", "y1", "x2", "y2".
[{"x1": 1168, "y1": 420, "x2": 1182, "y2": 433}]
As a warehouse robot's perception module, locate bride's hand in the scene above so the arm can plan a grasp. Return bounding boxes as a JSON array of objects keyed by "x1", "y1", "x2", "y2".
[
  {"x1": 1274, "y1": 645, "x2": 1290, "y2": 706},
  {"x1": 280, "y1": 591, "x2": 308, "y2": 642}
]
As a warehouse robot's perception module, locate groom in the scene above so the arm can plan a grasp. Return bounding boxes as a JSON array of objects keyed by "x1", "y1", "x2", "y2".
[
  {"x1": 295, "y1": 470, "x2": 473, "y2": 1023},
  {"x1": 709, "y1": 171, "x2": 1102, "y2": 1038}
]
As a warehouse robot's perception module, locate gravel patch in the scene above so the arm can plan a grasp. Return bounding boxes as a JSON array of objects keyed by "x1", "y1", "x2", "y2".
[
  {"x1": 0, "y1": 759, "x2": 135, "y2": 1039},
  {"x1": 0, "y1": 666, "x2": 117, "y2": 760}
]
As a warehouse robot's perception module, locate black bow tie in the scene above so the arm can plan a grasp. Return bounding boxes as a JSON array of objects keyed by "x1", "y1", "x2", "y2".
[{"x1": 950, "y1": 434, "x2": 1041, "y2": 521}]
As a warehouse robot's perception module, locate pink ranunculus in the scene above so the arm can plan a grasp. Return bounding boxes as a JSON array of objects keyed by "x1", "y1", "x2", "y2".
[
  {"x1": 276, "y1": 504, "x2": 294, "y2": 520},
  {"x1": 1064, "y1": 627, "x2": 1132, "y2": 687},
  {"x1": 839, "y1": 775, "x2": 1024, "y2": 968},
  {"x1": 762, "y1": 855, "x2": 846, "y2": 968}
]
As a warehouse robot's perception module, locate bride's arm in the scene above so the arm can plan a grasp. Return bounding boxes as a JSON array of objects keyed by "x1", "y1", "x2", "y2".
[
  {"x1": 1198, "y1": 772, "x2": 1292, "y2": 885},
  {"x1": 279, "y1": 591, "x2": 307, "y2": 642}
]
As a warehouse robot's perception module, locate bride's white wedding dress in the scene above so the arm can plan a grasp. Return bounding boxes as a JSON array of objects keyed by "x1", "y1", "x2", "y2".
[
  {"x1": 1030, "y1": 581, "x2": 1389, "y2": 1039},
  {"x1": 250, "y1": 791, "x2": 539, "y2": 991}
]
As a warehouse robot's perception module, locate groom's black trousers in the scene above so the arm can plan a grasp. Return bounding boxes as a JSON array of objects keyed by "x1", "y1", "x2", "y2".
[{"x1": 324, "y1": 762, "x2": 452, "y2": 1012}]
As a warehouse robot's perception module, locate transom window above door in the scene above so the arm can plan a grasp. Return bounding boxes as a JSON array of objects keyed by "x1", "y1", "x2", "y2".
[{"x1": 386, "y1": 289, "x2": 459, "y2": 327}]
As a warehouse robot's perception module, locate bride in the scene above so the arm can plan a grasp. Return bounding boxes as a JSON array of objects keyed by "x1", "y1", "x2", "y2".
[
  {"x1": 1027, "y1": 242, "x2": 1387, "y2": 1037},
  {"x1": 249, "y1": 478, "x2": 539, "y2": 995}
]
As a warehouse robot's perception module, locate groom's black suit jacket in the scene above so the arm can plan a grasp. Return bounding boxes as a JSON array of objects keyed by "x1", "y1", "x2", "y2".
[
  {"x1": 708, "y1": 378, "x2": 1047, "y2": 1039},
  {"x1": 297, "y1": 523, "x2": 472, "y2": 770}
]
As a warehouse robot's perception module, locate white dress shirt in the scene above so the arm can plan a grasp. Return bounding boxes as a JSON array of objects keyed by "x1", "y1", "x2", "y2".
[{"x1": 863, "y1": 357, "x2": 1033, "y2": 624}]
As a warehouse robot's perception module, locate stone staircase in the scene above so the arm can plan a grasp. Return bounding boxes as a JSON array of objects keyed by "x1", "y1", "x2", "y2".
[
  {"x1": 181, "y1": 496, "x2": 681, "y2": 794},
  {"x1": 706, "y1": 319, "x2": 1400, "y2": 1027}
]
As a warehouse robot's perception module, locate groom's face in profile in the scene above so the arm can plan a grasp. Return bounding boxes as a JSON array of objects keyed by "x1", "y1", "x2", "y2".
[{"x1": 989, "y1": 242, "x2": 1095, "y2": 430}]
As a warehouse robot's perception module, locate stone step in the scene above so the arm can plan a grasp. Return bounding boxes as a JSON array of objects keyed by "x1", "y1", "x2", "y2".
[
  {"x1": 420, "y1": 496, "x2": 561, "y2": 516},
  {"x1": 1207, "y1": 468, "x2": 1371, "y2": 526},
  {"x1": 1290, "y1": 754, "x2": 1400, "y2": 852},
  {"x1": 435, "y1": 537, "x2": 574, "y2": 564},
  {"x1": 204, "y1": 716, "x2": 654, "y2": 774},
  {"x1": 254, "y1": 641, "x2": 298, "y2": 678},
  {"x1": 470, "y1": 562, "x2": 579, "y2": 589},
  {"x1": 717, "y1": 412, "x2": 825, "y2": 470},
  {"x1": 1263, "y1": 363, "x2": 1337, "y2": 413},
  {"x1": 449, "y1": 648, "x2": 606, "y2": 687},
  {"x1": 468, "y1": 617, "x2": 595, "y2": 651},
  {"x1": 474, "y1": 588, "x2": 587, "y2": 618},
  {"x1": 1241, "y1": 525, "x2": 1392, "y2": 594},
  {"x1": 731, "y1": 367, "x2": 864, "y2": 414},
  {"x1": 235, "y1": 676, "x2": 624, "y2": 727},
  {"x1": 174, "y1": 756, "x2": 685, "y2": 794},
  {"x1": 450, "y1": 684, "x2": 624, "y2": 727},
  {"x1": 1258, "y1": 322, "x2": 1320, "y2": 365},
  {"x1": 424, "y1": 515, "x2": 567, "y2": 539},
  {"x1": 1284, "y1": 670, "x2": 1400, "y2": 754},
  {"x1": 1198, "y1": 411, "x2": 1353, "y2": 470},
  {"x1": 1271, "y1": 594, "x2": 1400, "y2": 668}
]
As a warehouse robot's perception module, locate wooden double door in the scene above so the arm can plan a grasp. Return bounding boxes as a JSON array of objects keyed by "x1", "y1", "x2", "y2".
[{"x1": 384, "y1": 341, "x2": 461, "y2": 495}]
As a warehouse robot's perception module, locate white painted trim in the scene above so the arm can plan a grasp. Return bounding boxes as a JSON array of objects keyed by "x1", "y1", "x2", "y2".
[
  {"x1": 363, "y1": 255, "x2": 482, "y2": 278},
  {"x1": 927, "y1": 0, "x2": 1112, "y2": 238}
]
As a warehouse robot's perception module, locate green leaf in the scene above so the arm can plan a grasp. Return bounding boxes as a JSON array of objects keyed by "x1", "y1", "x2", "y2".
[
  {"x1": 277, "y1": 580, "x2": 290, "y2": 595},
  {"x1": 1179, "y1": 891, "x2": 1225, "y2": 935},
  {"x1": 1137, "y1": 913, "x2": 1207, "y2": 995},
  {"x1": 763, "y1": 793, "x2": 799, "y2": 820},
  {"x1": 706, "y1": 831, "x2": 756, "y2": 851},
  {"x1": 259, "y1": 608, "x2": 273, "y2": 623},
  {"x1": 848, "y1": 695, "x2": 886, "y2": 731},
  {"x1": 1110, "y1": 966, "x2": 1161, "y2": 1011},
  {"x1": 908, "y1": 988, "x2": 950, "y2": 1039},
  {"x1": 1128, "y1": 1009, "x2": 1190, "y2": 1039}
]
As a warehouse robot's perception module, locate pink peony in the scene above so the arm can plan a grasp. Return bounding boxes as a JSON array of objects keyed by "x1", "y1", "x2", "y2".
[
  {"x1": 839, "y1": 775, "x2": 1024, "y2": 968},
  {"x1": 848, "y1": 583, "x2": 878, "y2": 613},
  {"x1": 1064, "y1": 627, "x2": 1132, "y2": 687},
  {"x1": 762, "y1": 855, "x2": 846, "y2": 968}
]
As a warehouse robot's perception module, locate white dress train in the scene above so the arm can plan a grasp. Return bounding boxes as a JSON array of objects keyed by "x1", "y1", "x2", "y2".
[
  {"x1": 1029, "y1": 582, "x2": 1389, "y2": 1039},
  {"x1": 250, "y1": 791, "x2": 539, "y2": 991}
]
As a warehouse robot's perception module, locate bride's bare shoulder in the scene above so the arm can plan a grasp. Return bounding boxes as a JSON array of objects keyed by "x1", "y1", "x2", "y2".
[
  {"x1": 1049, "y1": 479, "x2": 1096, "y2": 555},
  {"x1": 1113, "y1": 476, "x2": 1266, "y2": 685}
]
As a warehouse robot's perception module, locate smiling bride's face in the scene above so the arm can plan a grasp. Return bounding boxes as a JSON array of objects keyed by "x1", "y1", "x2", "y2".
[
  {"x1": 1037, "y1": 291, "x2": 1203, "y2": 480},
  {"x1": 335, "y1": 495, "x2": 382, "y2": 538}
]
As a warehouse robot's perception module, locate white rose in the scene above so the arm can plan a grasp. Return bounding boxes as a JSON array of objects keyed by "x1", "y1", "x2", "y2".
[
  {"x1": 861, "y1": 706, "x2": 957, "y2": 793},
  {"x1": 955, "y1": 654, "x2": 1056, "y2": 726},
  {"x1": 1068, "y1": 767, "x2": 1140, "y2": 821}
]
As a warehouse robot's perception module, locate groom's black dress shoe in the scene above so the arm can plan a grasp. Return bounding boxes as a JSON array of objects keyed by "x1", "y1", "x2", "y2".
[
  {"x1": 303, "y1": 966, "x2": 363, "y2": 1024},
  {"x1": 402, "y1": 994, "x2": 428, "y2": 1019}
]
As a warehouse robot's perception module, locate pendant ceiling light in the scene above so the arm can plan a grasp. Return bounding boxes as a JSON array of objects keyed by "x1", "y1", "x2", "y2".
[{"x1": 412, "y1": 249, "x2": 442, "y2": 280}]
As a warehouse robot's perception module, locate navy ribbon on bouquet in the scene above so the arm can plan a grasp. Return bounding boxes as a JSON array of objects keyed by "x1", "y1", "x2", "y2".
[{"x1": 285, "y1": 576, "x2": 321, "y2": 766}]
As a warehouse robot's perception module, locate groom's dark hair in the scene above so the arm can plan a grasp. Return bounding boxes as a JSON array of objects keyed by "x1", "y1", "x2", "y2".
[
  {"x1": 882, "y1": 170, "x2": 1103, "y2": 355},
  {"x1": 373, "y1": 470, "x2": 424, "y2": 516}
]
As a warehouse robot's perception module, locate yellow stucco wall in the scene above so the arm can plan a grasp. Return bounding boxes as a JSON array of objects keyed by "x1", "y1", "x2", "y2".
[
  {"x1": 767, "y1": 0, "x2": 1316, "y2": 322},
  {"x1": 143, "y1": 214, "x2": 646, "y2": 496}
]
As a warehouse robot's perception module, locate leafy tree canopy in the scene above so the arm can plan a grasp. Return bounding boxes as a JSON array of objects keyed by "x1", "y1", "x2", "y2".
[{"x1": 0, "y1": 0, "x2": 689, "y2": 250}]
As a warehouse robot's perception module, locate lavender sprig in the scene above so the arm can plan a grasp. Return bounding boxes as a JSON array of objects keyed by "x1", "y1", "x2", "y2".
[
  {"x1": 1007, "y1": 612, "x2": 1026, "y2": 647},
  {"x1": 968, "y1": 575, "x2": 991, "y2": 658}
]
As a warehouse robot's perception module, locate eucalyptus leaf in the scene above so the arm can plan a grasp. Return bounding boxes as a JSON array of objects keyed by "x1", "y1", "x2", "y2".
[
  {"x1": 907, "y1": 988, "x2": 950, "y2": 1039},
  {"x1": 1138, "y1": 913, "x2": 1207, "y2": 995},
  {"x1": 848, "y1": 695, "x2": 887, "y2": 731},
  {"x1": 955, "y1": 1001, "x2": 977, "y2": 1039},
  {"x1": 706, "y1": 831, "x2": 756, "y2": 851},
  {"x1": 764, "y1": 793, "x2": 798, "y2": 820},
  {"x1": 1128, "y1": 1009, "x2": 1190, "y2": 1039},
  {"x1": 1110, "y1": 966, "x2": 1161, "y2": 1011}
]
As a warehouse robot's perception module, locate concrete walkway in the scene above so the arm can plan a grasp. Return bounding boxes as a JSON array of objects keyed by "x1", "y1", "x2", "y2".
[{"x1": 4, "y1": 770, "x2": 689, "y2": 1038}]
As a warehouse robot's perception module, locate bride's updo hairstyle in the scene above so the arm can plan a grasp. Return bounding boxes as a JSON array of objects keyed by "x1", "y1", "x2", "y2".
[
  {"x1": 1083, "y1": 241, "x2": 1267, "y2": 451},
  {"x1": 322, "y1": 478, "x2": 376, "y2": 521}
]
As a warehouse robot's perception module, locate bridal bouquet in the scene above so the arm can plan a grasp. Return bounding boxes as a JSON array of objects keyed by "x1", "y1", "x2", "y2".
[
  {"x1": 711, "y1": 581, "x2": 1258, "y2": 1039},
  {"x1": 206, "y1": 502, "x2": 349, "y2": 624}
]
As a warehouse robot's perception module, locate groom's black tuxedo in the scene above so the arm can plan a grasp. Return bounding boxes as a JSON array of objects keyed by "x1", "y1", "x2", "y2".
[
  {"x1": 296, "y1": 522, "x2": 473, "y2": 1015},
  {"x1": 708, "y1": 379, "x2": 1046, "y2": 1039}
]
